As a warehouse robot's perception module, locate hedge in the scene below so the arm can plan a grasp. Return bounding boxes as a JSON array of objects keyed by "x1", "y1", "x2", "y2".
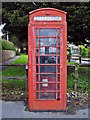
[{"x1": 0, "y1": 38, "x2": 16, "y2": 51}]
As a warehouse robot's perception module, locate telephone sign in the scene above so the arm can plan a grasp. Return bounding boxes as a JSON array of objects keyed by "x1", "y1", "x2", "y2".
[
  {"x1": 34, "y1": 16, "x2": 62, "y2": 21},
  {"x1": 28, "y1": 8, "x2": 67, "y2": 111}
]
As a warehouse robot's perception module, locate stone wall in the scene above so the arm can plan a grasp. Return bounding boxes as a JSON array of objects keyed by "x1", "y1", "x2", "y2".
[{"x1": 0, "y1": 50, "x2": 16, "y2": 62}]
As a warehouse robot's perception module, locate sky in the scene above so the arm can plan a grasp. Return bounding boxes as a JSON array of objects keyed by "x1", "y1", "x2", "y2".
[{"x1": 0, "y1": 24, "x2": 4, "y2": 37}]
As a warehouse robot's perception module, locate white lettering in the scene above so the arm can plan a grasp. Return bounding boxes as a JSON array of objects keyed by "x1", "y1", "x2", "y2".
[{"x1": 34, "y1": 16, "x2": 62, "y2": 21}]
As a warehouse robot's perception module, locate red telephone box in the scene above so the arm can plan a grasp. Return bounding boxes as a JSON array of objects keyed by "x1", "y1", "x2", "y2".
[{"x1": 28, "y1": 8, "x2": 67, "y2": 111}]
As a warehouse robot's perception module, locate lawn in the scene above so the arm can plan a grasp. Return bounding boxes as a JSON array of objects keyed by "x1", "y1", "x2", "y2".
[{"x1": 12, "y1": 54, "x2": 28, "y2": 64}]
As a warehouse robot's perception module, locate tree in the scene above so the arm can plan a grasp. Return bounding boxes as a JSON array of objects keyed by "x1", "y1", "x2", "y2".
[{"x1": 2, "y1": 2, "x2": 90, "y2": 51}]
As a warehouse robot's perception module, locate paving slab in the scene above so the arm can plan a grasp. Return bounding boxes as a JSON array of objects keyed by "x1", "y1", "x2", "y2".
[{"x1": 1, "y1": 101, "x2": 89, "y2": 118}]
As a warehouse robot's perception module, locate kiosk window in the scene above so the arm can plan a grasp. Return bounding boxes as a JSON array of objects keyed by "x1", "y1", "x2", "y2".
[
  {"x1": 40, "y1": 38, "x2": 56, "y2": 46},
  {"x1": 40, "y1": 28, "x2": 56, "y2": 36}
]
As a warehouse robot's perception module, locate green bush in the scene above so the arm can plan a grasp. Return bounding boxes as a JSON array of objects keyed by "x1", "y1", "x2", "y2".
[
  {"x1": 79, "y1": 45, "x2": 90, "y2": 57},
  {"x1": 85, "y1": 48, "x2": 90, "y2": 57},
  {"x1": 79, "y1": 45, "x2": 85, "y2": 56},
  {"x1": 0, "y1": 38, "x2": 16, "y2": 51}
]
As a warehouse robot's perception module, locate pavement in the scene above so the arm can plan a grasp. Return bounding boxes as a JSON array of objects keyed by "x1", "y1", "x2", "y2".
[{"x1": 1, "y1": 100, "x2": 89, "y2": 119}]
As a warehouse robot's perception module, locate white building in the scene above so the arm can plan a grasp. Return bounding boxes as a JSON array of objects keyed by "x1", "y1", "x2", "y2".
[{"x1": 67, "y1": 43, "x2": 79, "y2": 57}]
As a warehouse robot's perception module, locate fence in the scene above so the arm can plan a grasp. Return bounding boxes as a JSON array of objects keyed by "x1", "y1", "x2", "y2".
[{"x1": 1, "y1": 63, "x2": 90, "y2": 91}]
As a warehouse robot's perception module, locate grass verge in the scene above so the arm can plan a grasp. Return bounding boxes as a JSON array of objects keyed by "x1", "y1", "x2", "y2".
[{"x1": 12, "y1": 54, "x2": 28, "y2": 64}]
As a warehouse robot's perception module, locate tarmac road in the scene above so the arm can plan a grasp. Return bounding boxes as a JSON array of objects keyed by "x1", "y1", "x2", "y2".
[{"x1": 1, "y1": 101, "x2": 89, "y2": 119}]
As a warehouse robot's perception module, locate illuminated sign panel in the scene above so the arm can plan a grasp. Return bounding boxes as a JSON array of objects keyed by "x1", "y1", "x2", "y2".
[{"x1": 34, "y1": 16, "x2": 62, "y2": 21}]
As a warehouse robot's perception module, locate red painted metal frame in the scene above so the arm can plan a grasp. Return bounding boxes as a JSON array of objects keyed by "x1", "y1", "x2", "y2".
[{"x1": 28, "y1": 8, "x2": 67, "y2": 110}]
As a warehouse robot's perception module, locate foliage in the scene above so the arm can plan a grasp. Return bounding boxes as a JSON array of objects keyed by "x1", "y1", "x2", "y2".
[
  {"x1": 79, "y1": 45, "x2": 90, "y2": 57},
  {"x1": 79, "y1": 45, "x2": 85, "y2": 56},
  {"x1": 67, "y1": 47, "x2": 72, "y2": 56},
  {"x1": 0, "y1": 38, "x2": 16, "y2": 51},
  {"x1": 67, "y1": 67, "x2": 89, "y2": 92},
  {"x1": 2, "y1": 80, "x2": 26, "y2": 91},
  {"x1": 67, "y1": 47, "x2": 72, "y2": 62},
  {"x1": 2, "y1": 2, "x2": 90, "y2": 48},
  {"x1": 2, "y1": 80, "x2": 27, "y2": 101},
  {"x1": 85, "y1": 48, "x2": 90, "y2": 57}
]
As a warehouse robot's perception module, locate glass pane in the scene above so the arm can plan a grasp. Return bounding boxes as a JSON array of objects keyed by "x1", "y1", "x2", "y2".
[
  {"x1": 40, "y1": 47, "x2": 45, "y2": 54},
  {"x1": 40, "y1": 66, "x2": 56, "y2": 73},
  {"x1": 36, "y1": 92, "x2": 39, "y2": 99},
  {"x1": 58, "y1": 74, "x2": 60, "y2": 81},
  {"x1": 57, "y1": 92, "x2": 60, "y2": 100},
  {"x1": 40, "y1": 28, "x2": 56, "y2": 36},
  {"x1": 36, "y1": 29, "x2": 38, "y2": 36},
  {"x1": 36, "y1": 48, "x2": 38, "y2": 55},
  {"x1": 58, "y1": 29, "x2": 60, "y2": 36},
  {"x1": 58, "y1": 83, "x2": 60, "y2": 90},
  {"x1": 36, "y1": 83, "x2": 39, "y2": 90},
  {"x1": 40, "y1": 56, "x2": 56, "y2": 64},
  {"x1": 40, "y1": 47, "x2": 56, "y2": 54},
  {"x1": 36, "y1": 56, "x2": 38, "y2": 63},
  {"x1": 36, "y1": 65, "x2": 38, "y2": 73},
  {"x1": 40, "y1": 74, "x2": 56, "y2": 82},
  {"x1": 40, "y1": 92, "x2": 56, "y2": 99},
  {"x1": 36, "y1": 47, "x2": 60, "y2": 55},
  {"x1": 58, "y1": 47, "x2": 60, "y2": 54},
  {"x1": 40, "y1": 83, "x2": 56, "y2": 90},
  {"x1": 58, "y1": 56, "x2": 60, "y2": 64},
  {"x1": 58, "y1": 66, "x2": 60, "y2": 72},
  {"x1": 36, "y1": 38, "x2": 38, "y2": 46},
  {"x1": 58, "y1": 37, "x2": 60, "y2": 45},
  {"x1": 40, "y1": 38, "x2": 56, "y2": 46},
  {"x1": 36, "y1": 74, "x2": 38, "y2": 81}
]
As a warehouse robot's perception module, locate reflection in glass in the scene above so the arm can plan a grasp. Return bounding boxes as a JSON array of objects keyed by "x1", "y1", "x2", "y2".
[
  {"x1": 40, "y1": 83, "x2": 56, "y2": 90},
  {"x1": 58, "y1": 56, "x2": 60, "y2": 63},
  {"x1": 40, "y1": 38, "x2": 56, "y2": 46},
  {"x1": 36, "y1": 47, "x2": 60, "y2": 55},
  {"x1": 58, "y1": 74, "x2": 60, "y2": 81},
  {"x1": 40, "y1": 47, "x2": 45, "y2": 54},
  {"x1": 58, "y1": 37, "x2": 60, "y2": 45},
  {"x1": 40, "y1": 92, "x2": 56, "y2": 99},
  {"x1": 36, "y1": 56, "x2": 38, "y2": 64},
  {"x1": 40, "y1": 47, "x2": 56, "y2": 54},
  {"x1": 36, "y1": 65, "x2": 38, "y2": 73},
  {"x1": 58, "y1": 29, "x2": 60, "y2": 36},
  {"x1": 58, "y1": 66, "x2": 60, "y2": 72},
  {"x1": 36, "y1": 83, "x2": 39, "y2": 90},
  {"x1": 36, "y1": 92, "x2": 39, "y2": 99},
  {"x1": 36, "y1": 29, "x2": 38, "y2": 36},
  {"x1": 36, "y1": 56, "x2": 60, "y2": 64},
  {"x1": 40, "y1": 56, "x2": 56, "y2": 64},
  {"x1": 40, "y1": 28, "x2": 56, "y2": 36},
  {"x1": 36, "y1": 38, "x2": 38, "y2": 46},
  {"x1": 57, "y1": 92, "x2": 60, "y2": 100},
  {"x1": 58, "y1": 83, "x2": 60, "y2": 90},
  {"x1": 40, "y1": 74, "x2": 56, "y2": 81},
  {"x1": 36, "y1": 74, "x2": 38, "y2": 81},
  {"x1": 40, "y1": 66, "x2": 56, "y2": 73}
]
